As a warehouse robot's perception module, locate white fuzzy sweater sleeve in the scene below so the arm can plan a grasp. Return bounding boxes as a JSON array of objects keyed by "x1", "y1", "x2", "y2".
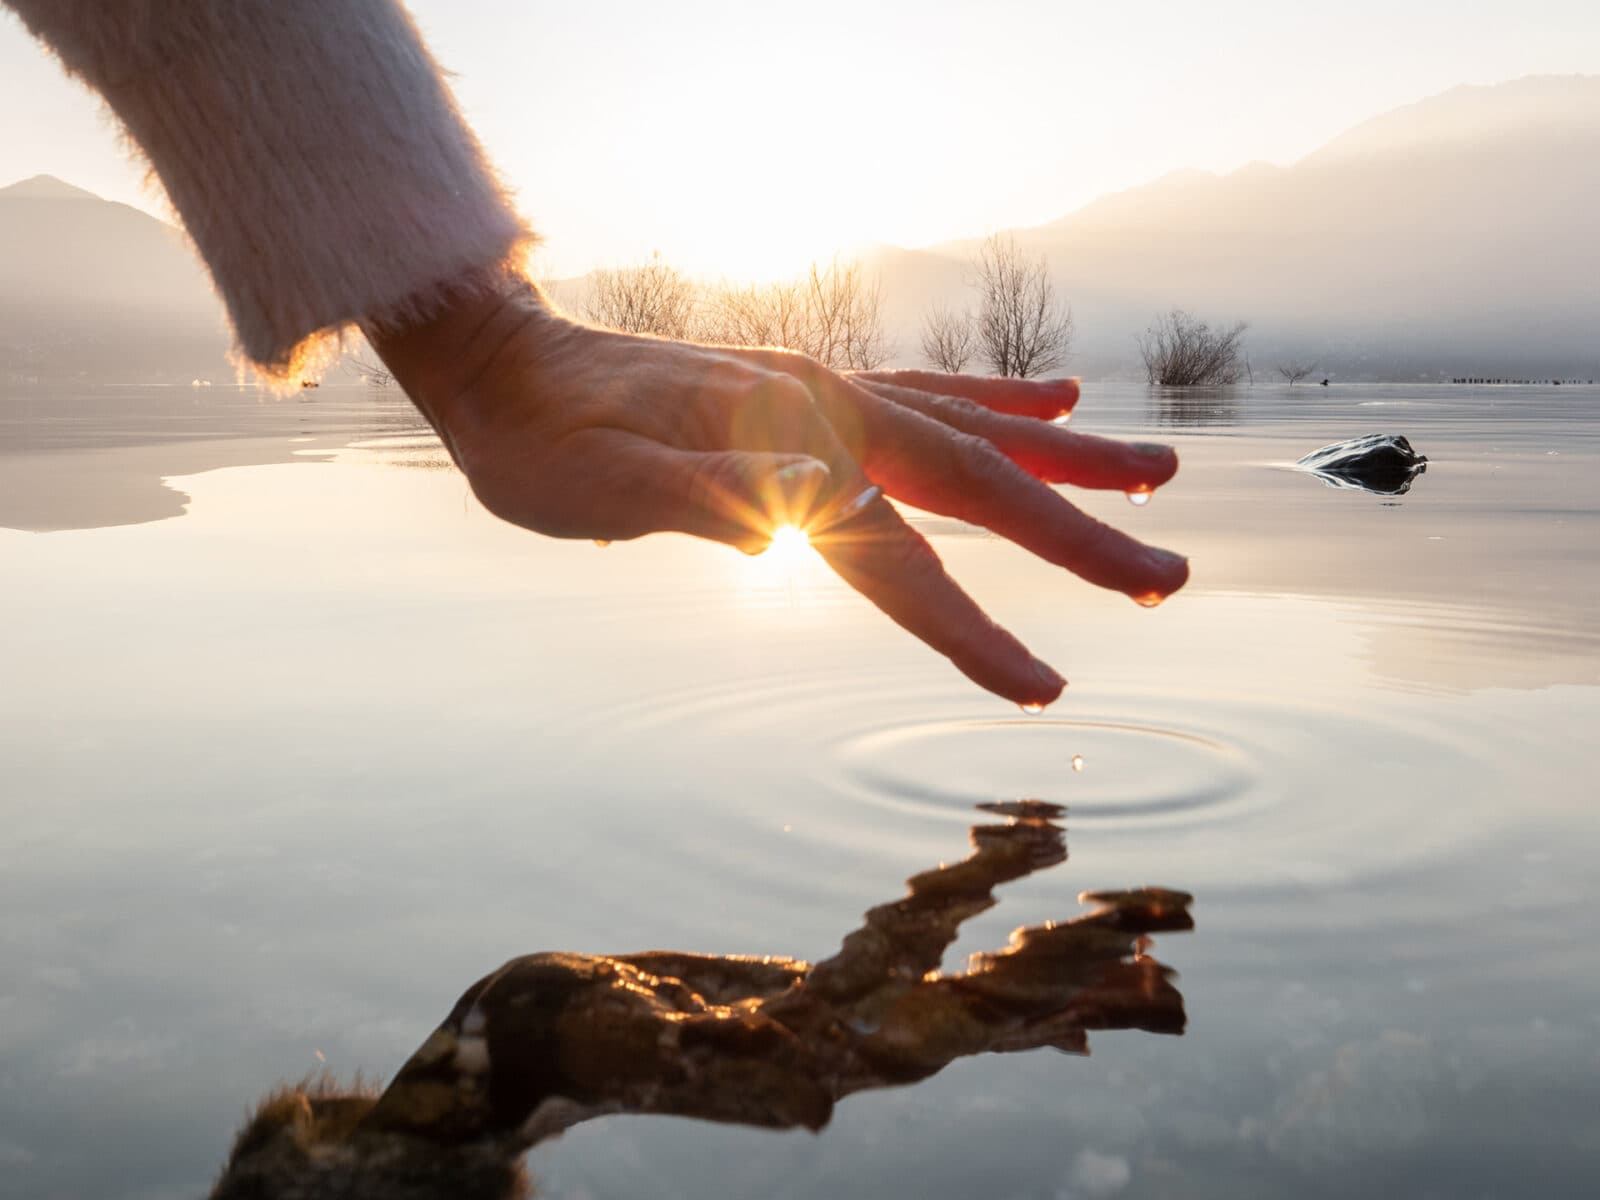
[{"x1": 4, "y1": 0, "x2": 533, "y2": 378}]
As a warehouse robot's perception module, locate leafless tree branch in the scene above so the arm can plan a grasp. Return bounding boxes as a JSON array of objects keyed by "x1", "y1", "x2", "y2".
[
  {"x1": 583, "y1": 252, "x2": 701, "y2": 340},
  {"x1": 972, "y1": 233, "x2": 1073, "y2": 379},
  {"x1": 919, "y1": 304, "x2": 978, "y2": 373},
  {"x1": 1137, "y1": 309, "x2": 1248, "y2": 386},
  {"x1": 700, "y1": 258, "x2": 891, "y2": 370},
  {"x1": 1277, "y1": 360, "x2": 1319, "y2": 386}
]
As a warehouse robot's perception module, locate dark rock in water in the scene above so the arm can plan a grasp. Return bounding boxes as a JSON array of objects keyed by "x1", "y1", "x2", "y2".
[{"x1": 1295, "y1": 434, "x2": 1428, "y2": 496}]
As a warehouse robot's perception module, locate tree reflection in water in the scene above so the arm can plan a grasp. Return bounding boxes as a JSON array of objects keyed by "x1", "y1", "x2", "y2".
[
  {"x1": 1146, "y1": 388, "x2": 1242, "y2": 428},
  {"x1": 210, "y1": 802, "x2": 1192, "y2": 1200}
]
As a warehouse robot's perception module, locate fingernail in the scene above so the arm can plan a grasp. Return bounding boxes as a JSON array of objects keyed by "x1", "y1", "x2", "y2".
[
  {"x1": 770, "y1": 460, "x2": 830, "y2": 503},
  {"x1": 772, "y1": 460, "x2": 831, "y2": 487},
  {"x1": 1145, "y1": 547, "x2": 1187, "y2": 572},
  {"x1": 811, "y1": 482, "x2": 882, "y2": 535},
  {"x1": 1031, "y1": 658, "x2": 1067, "y2": 695},
  {"x1": 768, "y1": 460, "x2": 831, "y2": 522},
  {"x1": 834, "y1": 482, "x2": 881, "y2": 520}
]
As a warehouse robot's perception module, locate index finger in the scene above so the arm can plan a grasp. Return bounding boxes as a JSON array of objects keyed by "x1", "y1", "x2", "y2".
[
  {"x1": 810, "y1": 497, "x2": 1065, "y2": 707},
  {"x1": 848, "y1": 370, "x2": 1079, "y2": 421}
]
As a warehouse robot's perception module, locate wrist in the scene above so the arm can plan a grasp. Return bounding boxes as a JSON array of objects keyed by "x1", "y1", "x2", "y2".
[{"x1": 364, "y1": 266, "x2": 551, "y2": 438}]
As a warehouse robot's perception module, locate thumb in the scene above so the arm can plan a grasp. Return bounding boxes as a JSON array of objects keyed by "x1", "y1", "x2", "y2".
[
  {"x1": 547, "y1": 428, "x2": 836, "y2": 551},
  {"x1": 678, "y1": 449, "x2": 834, "y2": 552}
]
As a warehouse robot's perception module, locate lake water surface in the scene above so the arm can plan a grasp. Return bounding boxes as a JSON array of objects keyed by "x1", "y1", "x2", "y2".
[{"x1": 2, "y1": 382, "x2": 1596, "y2": 1199}]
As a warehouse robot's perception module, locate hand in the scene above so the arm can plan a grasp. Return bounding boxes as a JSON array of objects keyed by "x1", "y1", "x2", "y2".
[{"x1": 368, "y1": 276, "x2": 1188, "y2": 707}]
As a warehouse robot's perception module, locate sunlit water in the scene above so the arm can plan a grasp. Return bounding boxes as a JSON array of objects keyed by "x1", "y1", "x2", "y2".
[{"x1": 1, "y1": 382, "x2": 1597, "y2": 1199}]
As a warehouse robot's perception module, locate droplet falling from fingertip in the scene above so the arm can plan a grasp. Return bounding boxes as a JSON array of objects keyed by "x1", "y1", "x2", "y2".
[
  {"x1": 1133, "y1": 590, "x2": 1165, "y2": 608},
  {"x1": 1020, "y1": 702, "x2": 1045, "y2": 715},
  {"x1": 593, "y1": 539, "x2": 611, "y2": 547},
  {"x1": 1126, "y1": 489, "x2": 1151, "y2": 506}
]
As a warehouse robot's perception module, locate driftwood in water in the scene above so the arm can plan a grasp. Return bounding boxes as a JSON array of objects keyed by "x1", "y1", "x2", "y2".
[{"x1": 210, "y1": 801, "x2": 1192, "y2": 1199}]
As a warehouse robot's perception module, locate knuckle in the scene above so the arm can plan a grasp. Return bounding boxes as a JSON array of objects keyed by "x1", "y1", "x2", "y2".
[
  {"x1": 1064, "y1": 515, "x2": 1117, "y2": 560},
  {"x1": 928, "y1": 392, "x2": 985, "y2": 425},
  {"x1": 728, "y1": 377, "x2": 824, "y2": 449},
  {"x1": 948, "y1": 432, "x2": 1009, "y2": 489}
]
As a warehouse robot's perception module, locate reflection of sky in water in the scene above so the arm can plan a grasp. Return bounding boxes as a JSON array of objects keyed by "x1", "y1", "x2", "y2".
[{"x1": 0, "y1": 384, "x2": 1597, "y2": 1198}]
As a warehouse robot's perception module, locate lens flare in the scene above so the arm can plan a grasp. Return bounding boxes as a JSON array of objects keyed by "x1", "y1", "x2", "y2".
[{"x1": 765, "y1": 524, "x2": 812, "y2": 560}]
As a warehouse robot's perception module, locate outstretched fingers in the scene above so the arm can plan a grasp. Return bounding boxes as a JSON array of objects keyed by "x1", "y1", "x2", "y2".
[
  {"x1": 811, "y1": 499, "x2": 1065, "y2": 707},
  {"x1": 849, "y1": 369, "x2": 1080, "y2": 421},
  {"x1": 855, "y1": 378, "x2": 1178, "y2": 493},
  {"x1": 839, "y1": 383, "x2": 1189, "y2": 603},
  {"x1": 534, "y1": 427, "x2": 1067, "y2": 706}
]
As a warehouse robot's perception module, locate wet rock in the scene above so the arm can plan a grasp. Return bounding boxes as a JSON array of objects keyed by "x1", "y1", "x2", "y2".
[{"x1": 1295, "y1": 434, "x2": 1427, "y2": 496}]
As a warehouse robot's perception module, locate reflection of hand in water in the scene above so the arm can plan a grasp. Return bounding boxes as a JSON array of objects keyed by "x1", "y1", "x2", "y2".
[
  {"x1": 371, "y1": 282, "x2": 1189, "y2": 707},
  {"x1": 210, "y1": 802, "x2": 1191, "y2": 1199}
]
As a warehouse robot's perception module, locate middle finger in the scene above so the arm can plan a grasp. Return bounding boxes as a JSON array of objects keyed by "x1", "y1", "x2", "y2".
[
  {"x1": 856, "y1": 378, "x2": 1178, "y2": 494},
  {"x1": 837, "y1": 380, "x2": 1189, "y2": 603}
]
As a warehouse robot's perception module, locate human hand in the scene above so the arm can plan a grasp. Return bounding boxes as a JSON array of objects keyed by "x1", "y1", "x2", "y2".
[{"x1": 368, "y1": 277, "x2": 1187, "y2": 708}]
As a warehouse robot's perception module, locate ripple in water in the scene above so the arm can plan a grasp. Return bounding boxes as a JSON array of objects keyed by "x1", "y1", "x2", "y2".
[
  {"x1": 832, "y1": 716, "x2": 1259, "y2": 829},
  {"x1": 545, "y1": 662, "x2": 1511, "y2": 894}
]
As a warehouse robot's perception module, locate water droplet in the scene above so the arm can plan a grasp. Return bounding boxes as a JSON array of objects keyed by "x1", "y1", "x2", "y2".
[
  {"x1": 1133, "y1": 591, "x2": 1164, "y2": 608},
  {"x1": 1051, "y1": 410, "x2": 1073, "y2": 425},
  {"x1": 1072, "y1": 754, "x2": 1084, "y2": 772},
  {"x1": 593, "y1": 539, "x2": 611, "y2": 548},
  {"x1": 1126, "y1": 490, "x2": 1151, "y2": 506},
  {"x1": 1020, "y1": 702, "x2": 1045, "y2": 715}
]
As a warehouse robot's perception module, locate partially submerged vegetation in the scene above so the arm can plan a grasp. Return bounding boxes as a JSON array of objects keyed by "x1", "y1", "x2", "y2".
[{"x1": 1138, "y1": 309, "x2": 1248, "y2": 386}]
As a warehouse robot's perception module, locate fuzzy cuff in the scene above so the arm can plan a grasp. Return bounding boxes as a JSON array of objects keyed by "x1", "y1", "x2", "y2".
[{"x1": 6, "y1": 0, "x2": 534, "y2": 379}]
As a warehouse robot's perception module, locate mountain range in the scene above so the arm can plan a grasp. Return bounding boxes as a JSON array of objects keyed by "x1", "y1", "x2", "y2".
[
  {"x1": 0, "y1": 174, "x2": 232, "y2": 381},
  {"x1": 3, "y1": 74, "x2": 1596, "y2": 383}
]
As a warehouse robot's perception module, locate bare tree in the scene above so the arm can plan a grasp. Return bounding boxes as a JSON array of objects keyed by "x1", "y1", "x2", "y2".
[
  {"x1": 920, "y1": 304, "x2": 978, "y2": 373},
  {"x1": 972, "y1": 233, "x2": 1073, "y2": 378},
  {"x1": 700, "y1": 277, "x2": 811, "y2": 352},
  {"x1": 1277, "y1": 360, "x2": 1319, "y2": 386},
  {"x1": 345, "y1": 351, "x2": 394, "y2": 387},
  {"x1": 701, "y1": 258, "x2": 891, "y2": 370},
  {"x1": 1137, "y1": 309, "x2": 1248, "y2": 386},
  {"x1": 797, "y1": 258, "x2": 891, "y2": 370},
  {"x1": 584, "y1": 252, "x2": 700, "y2": 339}
]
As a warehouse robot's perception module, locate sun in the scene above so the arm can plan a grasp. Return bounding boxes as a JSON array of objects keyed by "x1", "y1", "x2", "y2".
[
  {"x1": 764, "y1": 523, "x2": 812, "y2": 562},
  {"x1": 734, "y1": 521, "x2": 825, "y2": 598}
]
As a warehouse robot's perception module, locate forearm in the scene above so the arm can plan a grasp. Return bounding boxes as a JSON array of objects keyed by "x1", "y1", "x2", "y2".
[{"x1": 4, "y1": 0, "x2": 532, "y2": 379}]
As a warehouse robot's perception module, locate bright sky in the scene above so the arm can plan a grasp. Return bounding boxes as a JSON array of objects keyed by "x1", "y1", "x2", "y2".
[{"x1": 2, "y1": 1, "x2": 1596, "y2": 279}]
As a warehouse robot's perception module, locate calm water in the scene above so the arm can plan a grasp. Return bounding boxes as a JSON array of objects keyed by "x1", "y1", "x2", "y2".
[{"x1": 2, "y1": 382, "x2": 1597, "y2": 1199}]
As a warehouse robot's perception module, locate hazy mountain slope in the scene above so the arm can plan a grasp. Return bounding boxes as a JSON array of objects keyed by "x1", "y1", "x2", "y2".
[
  {"x1": 4, "y1": 74, "x2": 1596, "y2": 382},
  {"x1": 902, "y1": 75, "x2": 1600, "y2": 377},
  {"x1": 0, "y1": 175, "x2": 231, "y2": 381}
]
